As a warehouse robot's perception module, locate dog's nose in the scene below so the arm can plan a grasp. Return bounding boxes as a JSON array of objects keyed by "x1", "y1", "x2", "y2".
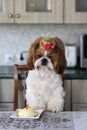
[{"x1": 41, "y1": 58, "x2": 48, "y2": 66}]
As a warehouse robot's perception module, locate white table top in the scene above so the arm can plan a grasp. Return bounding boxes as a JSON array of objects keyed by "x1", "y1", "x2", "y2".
[{"x1": 0, "y1": 111, "x2": 87, "y2": 130}]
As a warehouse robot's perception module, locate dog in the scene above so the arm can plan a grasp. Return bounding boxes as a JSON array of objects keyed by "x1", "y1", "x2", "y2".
[{"x1": 25, "y1": 37, "x2": 67, "y2": 112}]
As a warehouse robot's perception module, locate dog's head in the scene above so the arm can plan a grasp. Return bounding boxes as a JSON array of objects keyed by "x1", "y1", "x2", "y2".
[{"x1": 27, "y1": 37, "x2": 67, "y2": 74}]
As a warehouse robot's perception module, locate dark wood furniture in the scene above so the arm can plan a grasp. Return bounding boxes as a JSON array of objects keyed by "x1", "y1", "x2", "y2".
[{"x1": 14, "y1": 64, "x2": 29, "y2": 111}]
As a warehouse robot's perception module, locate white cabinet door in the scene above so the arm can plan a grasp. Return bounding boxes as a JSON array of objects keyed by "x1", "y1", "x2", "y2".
[
  {"x1": 0, "y1": 0, "x2": 14, "y2": 23},
  {"x1": 72, "y1": 80, "x2": 87, "y2": 104},
  {"x1": 15, "y1": 0, "x2": 63, "y2": 23},
  {"x1": 0, "y1": 79, "x2": 14, "y2": 110},
  {"x1": 0, "y1": 79, "x2": 14, "y2": 102},
  {"x1": 64, "y1": 80, "x2": 72, "y2": 111},
  {"x1": 0, "y1": 103, "x2": 13, "y2": 111},
  {"x1": 64, "y1": 0, "x2": 87, "y2": 23},
  {"x1": 72, "y1": 104, "x2": 87, "y2": 111},
  {"x1": 0, "y1": 79, "x2": 25, "y2": 110}
]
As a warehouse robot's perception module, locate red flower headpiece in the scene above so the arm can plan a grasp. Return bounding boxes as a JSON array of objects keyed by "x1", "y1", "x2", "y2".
[{"x1": 40, "y1": 37, "x2": 56, "y2": 51}]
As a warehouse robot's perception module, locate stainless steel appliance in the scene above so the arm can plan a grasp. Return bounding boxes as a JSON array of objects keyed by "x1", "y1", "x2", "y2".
[
  {"x1": 80, "y1": 34, "x2": 87, "y2": 68},
  {"x1": 65, "y1": 44, "x2": 77, "y2": 67}
]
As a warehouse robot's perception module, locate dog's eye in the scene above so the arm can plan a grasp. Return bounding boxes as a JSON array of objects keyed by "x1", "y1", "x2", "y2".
[
  {"x1": 38, "y1": 54, "x2": 42, "y2": 57},
  {"x1": 36, "y1": 54, "x2": 42, "y2": 58},
  {"x1": 48, "y1": 56, "x2": 53, "y2": 60}
]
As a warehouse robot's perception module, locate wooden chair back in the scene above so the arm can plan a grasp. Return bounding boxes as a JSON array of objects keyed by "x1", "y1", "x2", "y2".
[{"x1": 14, "y1": 64, "x2": 29, "y2": 111}]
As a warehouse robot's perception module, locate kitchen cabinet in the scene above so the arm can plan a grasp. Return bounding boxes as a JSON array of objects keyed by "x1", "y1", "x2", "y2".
[
  {"x1": 64, "y1": 0, "x2": 87, "y2": 23},
  {"x1": 0, "y1": 0, "x2": 14, "y2": 23},
  {"x1": 0, "y1": 79, "x2": 14, "y2": 110},
  {"x1": 72, "y1": 80, "x2": 87, "y2": 111},
  {"x1": 0, "y1": 79, "x2": 25, "y2": 110},
  {"x1": 64, "y1": 79, "x2": 87, "y2": 111},
  {"x1": 64, "y1": 80, "x2": 72, "y2": 111},
  {"x1": 0, "y1": 0, "x2": 63, "y2": 23},
  {"x1": 72, "y1": 104, "x2": 87, "y2": 111},
  {"x1": 1, "y1": 0, "x2": 87, "y2": 24},
  {"x1": 15, "y1": 0, "x2": 63, "y2": 23}
]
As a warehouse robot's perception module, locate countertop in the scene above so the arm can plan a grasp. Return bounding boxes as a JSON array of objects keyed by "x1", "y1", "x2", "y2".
[
  {"x1": 0, "y1": 65, "x2": 87, "y2": 79},
  {"x1": 0, "y1": 111, "x2": 87, "y2": 130}
]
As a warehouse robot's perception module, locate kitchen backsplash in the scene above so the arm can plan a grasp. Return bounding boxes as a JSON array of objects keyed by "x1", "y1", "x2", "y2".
[{"x1": 0, "y1": 24, "x2": 87, "y2": 65}]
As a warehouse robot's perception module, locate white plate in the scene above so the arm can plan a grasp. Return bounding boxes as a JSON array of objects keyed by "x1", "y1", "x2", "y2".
[{"x1": 10, "y1": 109, "x2": 44, "y2": 119}]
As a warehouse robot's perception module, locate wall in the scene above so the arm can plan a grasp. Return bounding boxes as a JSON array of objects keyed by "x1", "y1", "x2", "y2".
[{"x1": 0, "y1": 24, "x2": 87, "y2": 65}]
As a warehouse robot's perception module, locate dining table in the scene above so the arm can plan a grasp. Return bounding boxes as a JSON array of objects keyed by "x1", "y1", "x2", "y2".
[{"x1": 0, "y1": 111, "x2": 87, "y2": 130}]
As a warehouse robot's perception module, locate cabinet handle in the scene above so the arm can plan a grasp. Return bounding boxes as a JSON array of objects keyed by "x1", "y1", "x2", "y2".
[
  {"x1": 8, "y1": 13, "x2": 13, "y2": 18},
  {"x1": 19, "y1": 85, "x2": 24, "y2": 91},
  {"x1": 15, "y1": 14, "x2": 21, "y2": 18}
]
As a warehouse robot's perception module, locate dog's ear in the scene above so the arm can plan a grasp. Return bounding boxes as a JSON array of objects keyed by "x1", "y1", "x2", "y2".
[
  {"x1": 27, "y1": 44, "x2": 34, "y2": 70},
  {"x1": 27, "y1": 37, "x2": 42, "y2": 70},
  {"x1": 54, "y1": 37, "x2": 67, "y2": 74}
]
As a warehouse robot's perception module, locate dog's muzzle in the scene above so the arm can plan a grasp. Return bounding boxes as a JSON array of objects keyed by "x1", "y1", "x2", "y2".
[
  {"x1": 34, "y1": 56, "x2": 54, "y2": 70},
  {"x1": 41, "y1": 58, "x2": 48, "y2": 66}
]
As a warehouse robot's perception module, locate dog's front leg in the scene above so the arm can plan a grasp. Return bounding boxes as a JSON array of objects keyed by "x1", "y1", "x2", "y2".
[
  {"x1": 47, "y1": 88, "x2": 65, "y2": 112},
  {"x1": 26, "y1": 92, "x2": 46, "y2": 110}
]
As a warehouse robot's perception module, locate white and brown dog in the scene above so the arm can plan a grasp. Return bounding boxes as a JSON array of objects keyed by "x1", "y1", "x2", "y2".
[{"x1": 25, "y1": 37, "x2": 67, "y2": 112}]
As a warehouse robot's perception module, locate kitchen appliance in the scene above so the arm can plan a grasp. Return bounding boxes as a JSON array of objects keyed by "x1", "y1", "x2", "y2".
[
  {"x1": 65, "y1": 44, "x2": 77, "y2": 67},
  {"x1": 80, "y1": 34, "x2": 87, "y2": 68}
]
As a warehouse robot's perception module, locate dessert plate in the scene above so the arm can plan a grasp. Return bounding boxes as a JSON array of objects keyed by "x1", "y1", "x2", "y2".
[{"x1": 10, "y1": 109, "x2": 44, "y2": 119}]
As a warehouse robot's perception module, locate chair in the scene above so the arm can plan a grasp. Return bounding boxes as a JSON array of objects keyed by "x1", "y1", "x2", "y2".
[
  {"x1": 14, "y1": 64, "x2": 29, "y2": 111},
  {"x1": 14, "y1": 64, "x2": 64, "y2": 111}
]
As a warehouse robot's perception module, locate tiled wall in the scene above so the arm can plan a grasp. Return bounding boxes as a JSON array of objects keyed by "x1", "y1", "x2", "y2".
[{"x1": 0, "y1": 24, "x2": 87, "y2": 65}]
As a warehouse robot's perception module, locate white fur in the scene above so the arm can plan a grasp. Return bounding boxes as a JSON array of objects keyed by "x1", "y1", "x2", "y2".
[
  {"x1": 34, "y1": 56, "x2": 54, "y2": 71},
  {"x1": 25, "y1": 66, "x2": 65, "y2": 112}
]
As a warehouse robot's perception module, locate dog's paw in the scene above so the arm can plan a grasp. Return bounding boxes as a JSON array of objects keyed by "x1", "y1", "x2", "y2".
[
  {"x1": 27, "y1": 99, "x2": 46, "y2": 110},
  {"x1": 47, "y1": 104, "x2": 63, "y2": 112},
  {"x1": 47, "y1": 98, "x2": 64, "y2": 112}
]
